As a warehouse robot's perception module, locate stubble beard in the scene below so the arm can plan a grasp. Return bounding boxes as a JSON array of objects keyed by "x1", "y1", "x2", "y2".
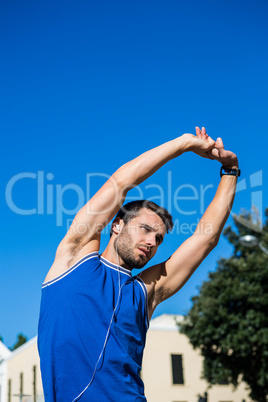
[{"x1": 114, "y1": 230, "x2": 148, "y2": 269}]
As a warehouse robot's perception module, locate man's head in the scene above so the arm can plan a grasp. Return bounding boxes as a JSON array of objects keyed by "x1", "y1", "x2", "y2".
[
  {"x1": 113, "y1": 200, "x2": 173, "y2": 233},
  {"x1": 110, "y1": 200, "x2": 173, "y2": 270}
]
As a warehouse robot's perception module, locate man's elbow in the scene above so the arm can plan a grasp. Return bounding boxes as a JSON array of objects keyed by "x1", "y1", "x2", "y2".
[
  {"x1": 208, "y1": 234, "x2": 220, "y2": 250},
  {"x1": 112, "y1": 165, "x2": 131, "y2": 193},
  {"x1": 196, "y1": 234, "x2": 219, "y2": 253}
]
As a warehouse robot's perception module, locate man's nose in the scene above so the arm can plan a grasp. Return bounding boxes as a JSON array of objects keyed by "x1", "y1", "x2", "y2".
[{"x1": 145, "y1": 234, "x2": 156, "y2": 247}]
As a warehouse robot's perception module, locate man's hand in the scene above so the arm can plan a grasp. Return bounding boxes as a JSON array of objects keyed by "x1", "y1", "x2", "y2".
[
  {"x1": 196, "y1": 126, "x2": 239, "y2": 169},
  {"x1": 183, "y1": 128, "x2": 215, "y2": 158},
  {"x1": 185, "y1": 126, "x2": 238, "y2": 169}
]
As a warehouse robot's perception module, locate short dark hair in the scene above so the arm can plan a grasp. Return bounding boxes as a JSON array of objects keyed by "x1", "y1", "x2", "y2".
[{"x1": 111, "y1": 200, "x2": 173, "y2": 236}]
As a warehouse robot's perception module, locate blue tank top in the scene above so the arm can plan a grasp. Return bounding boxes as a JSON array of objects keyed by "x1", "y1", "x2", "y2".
[{"x1": 38, "y1": 252, "x2": 149, "y2": 401}]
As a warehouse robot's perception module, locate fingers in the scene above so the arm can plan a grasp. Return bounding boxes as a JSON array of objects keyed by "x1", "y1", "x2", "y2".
[
  {"x1": 201, "y1": 127, "x2": 208, "y2": 141},
  {"x1": 202, "y1": 129, "x2": 215, "y2": 148},
  {"x1": 216, "y1": 137, "x2": 224, "y2": 150},
  {"x1": 196, "y1": 126, "x2": 208, "y2": 141},
  {"x1": 206, "y1": 150, "x2": 215, "y2": 160},
  {"x1": 195, "y1": 126, "x2": 201, "y2": 138},
  {"x1": 206, "y1": 137, "x2": 216, "y2": 149},
  {"x1": 210, "y1": 147, "x2": 220, "y2": 159},
  {"x1": 215, "y1": 138, "x2": 225, "y2": 159}
]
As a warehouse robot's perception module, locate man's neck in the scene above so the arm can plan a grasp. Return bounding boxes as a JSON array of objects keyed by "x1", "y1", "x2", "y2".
[{"x1": 101, "y1": 240, "x2": 131, "y2": 271}]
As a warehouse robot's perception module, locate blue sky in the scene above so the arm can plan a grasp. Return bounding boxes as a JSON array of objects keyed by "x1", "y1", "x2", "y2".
[{"x1": 0, "y1": 0, "x2": 267, "y2": 348}]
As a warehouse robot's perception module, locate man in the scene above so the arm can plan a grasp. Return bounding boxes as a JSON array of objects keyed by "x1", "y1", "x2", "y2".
[{"x1": 38, "y1": 127, "x2": 240, "y2": 401}]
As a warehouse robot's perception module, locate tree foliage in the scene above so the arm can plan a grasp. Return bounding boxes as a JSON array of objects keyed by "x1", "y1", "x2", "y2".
[
  {"x1": 180, "y1": 209, "x2": 268, "y2": 402},
  {"x1": 10, "y1": 333, "x2": 28, "y2": 351}
]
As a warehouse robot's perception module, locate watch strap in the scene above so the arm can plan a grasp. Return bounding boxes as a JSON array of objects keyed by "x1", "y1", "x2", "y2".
[{"x1": 220, "y1": 166, "x2": 241, "y2": 177}]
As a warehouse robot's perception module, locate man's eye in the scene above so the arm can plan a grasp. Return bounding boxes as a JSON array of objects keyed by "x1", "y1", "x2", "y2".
[{"x1": 141, "y1": 226, "x2": 149, "y2": 232}]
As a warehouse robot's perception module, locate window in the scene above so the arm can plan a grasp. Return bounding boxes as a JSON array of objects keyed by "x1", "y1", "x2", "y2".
[
  {"x1": 33, "y1": 365, "x2": 37, "y2": 402},
  {"x1": 8, "y1": 379, "x2": 11, "y2": 402},
  {"x1": 171, "y1": 354, "x2": 184, "y2": 385},
  {"x1": 20, "y1": 372, "x2": 23, "y2": 396}
]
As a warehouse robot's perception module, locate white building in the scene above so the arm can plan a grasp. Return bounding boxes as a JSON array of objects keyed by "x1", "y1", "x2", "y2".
[
  {"x1": 0, "y1": 337, "x2": 43, "y2": 402},
  {"x1": 142, "y1": 314, "x2": 251, "y2": 402},
  {"x1": 0, "y1": 341, "x2": 12, "y2": 402},
  {"x1": 0, "y1": 315, "x2": 252, "y2": 402}
]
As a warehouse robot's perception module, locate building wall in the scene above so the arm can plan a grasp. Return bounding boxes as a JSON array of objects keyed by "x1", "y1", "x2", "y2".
[
  {"x1": 142, "y1": 315, "x2": 251, "y2": 402},
  {"x1": 0, "y1": 341, "x2": 12, "y2": 402},
  {"x1": 5, "y1": 338, "x2": 43, "y2": 402}
]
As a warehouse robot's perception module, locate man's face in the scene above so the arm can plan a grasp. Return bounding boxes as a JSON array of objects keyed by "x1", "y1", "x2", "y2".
[{"x1": 114, "y1": 208, "x2": 166, "y2": 270}]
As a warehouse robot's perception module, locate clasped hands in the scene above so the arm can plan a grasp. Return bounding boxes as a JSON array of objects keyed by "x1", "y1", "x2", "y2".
[{"x1": 185, "y1": 126, "x2": 239, "y2": 170}]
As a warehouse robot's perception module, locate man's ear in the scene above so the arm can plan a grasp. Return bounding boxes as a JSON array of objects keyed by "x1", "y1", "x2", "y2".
[{"x1": 112, "y1": 219, "x2": 121, "y2": 235}]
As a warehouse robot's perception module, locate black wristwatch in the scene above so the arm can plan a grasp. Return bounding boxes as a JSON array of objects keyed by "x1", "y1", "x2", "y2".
[{"x1": 220, "y1": 166, "x2": 241, "y2": 177}]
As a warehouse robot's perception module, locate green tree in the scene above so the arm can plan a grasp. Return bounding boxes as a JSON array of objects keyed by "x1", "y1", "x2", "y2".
[
  {"x1": 180, "y1": 209, "x2": 268, "y2": 402},
  {"x1": 0, "y1": 335, "x2": 3, "y2": 343},
  {"x1": 10, "y1": 333, "x2": 28, "y2": 351}
]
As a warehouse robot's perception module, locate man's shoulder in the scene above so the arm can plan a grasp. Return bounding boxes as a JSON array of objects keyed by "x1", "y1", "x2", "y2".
[{"x1": 43, "y1": 240, "x2": 100, "y2": 285}]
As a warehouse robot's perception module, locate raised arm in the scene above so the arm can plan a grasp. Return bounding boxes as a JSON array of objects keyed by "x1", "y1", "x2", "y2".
[
  {"x1": 140, "y1": 128, "x2": 239, "y2": 318},
  {"x1": 45, "y1": 132, "x2": 215, "y2": 281}
]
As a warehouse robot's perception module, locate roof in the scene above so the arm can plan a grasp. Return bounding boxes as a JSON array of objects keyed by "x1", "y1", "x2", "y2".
[
  {"x1": 6, "y1": 336, "x2": 38, "y2": 360},
  {"x1": 0, "y1": 341, "x2": 12, "y2": 361},
  {"x1": 149, "y1": 314, "x2": 184, "y2": 332}
]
